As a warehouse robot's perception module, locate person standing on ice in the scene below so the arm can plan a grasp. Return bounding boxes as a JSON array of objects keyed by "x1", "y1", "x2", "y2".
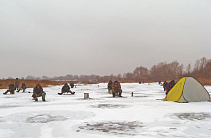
[
  {"x1": 58, "y1": 83, "x2": 75, "y2": 95},
  {"x1": 3, "y1": 82, "x2": 15, "y2": 94},
  {"x1": 112, "y1": 81, "x2": 122, "y2": 97},
  {"x1": 15, "y1": 78, "x2": 19, "y2": 90},
  {"x1": 32, "y1": 84, "x2": 46, "y2": 101},
  {"x1": 163, "y1": 80, "x2": 168, "y2": 91},
  {"x1": 107, "y1": 80, "x2": 113, "y2": 94}
]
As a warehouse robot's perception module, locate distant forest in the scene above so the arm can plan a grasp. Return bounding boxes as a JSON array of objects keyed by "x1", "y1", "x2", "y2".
[{"x1": 6, "y1": 57, "x2": 211, "y2": 83}]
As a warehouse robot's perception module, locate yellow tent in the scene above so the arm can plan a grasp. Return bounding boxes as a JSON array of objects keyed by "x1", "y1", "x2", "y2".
[{"x1": 164, "y1": 77, "x2": 210, "y2": 103}]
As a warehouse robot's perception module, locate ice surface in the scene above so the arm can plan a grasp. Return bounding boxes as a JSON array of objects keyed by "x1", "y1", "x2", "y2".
[{"x1": 0, "y1": 83, "x2": 211, "y2": 138}]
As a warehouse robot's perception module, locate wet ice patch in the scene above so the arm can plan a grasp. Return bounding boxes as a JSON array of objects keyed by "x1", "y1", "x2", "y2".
[
  {"x1": 26, "y1": 114, "x2": 67, "y2": 123},
  {"x1": 133, "y1": 95, "x2": 149, "y2": 98},
  {"x1": 0, "y1": 117, "x2": 5, "y2": 122},
  {"x1": 78, "y1": 121, "x2": 143, "y2": 136},
  {"x1": 77, "y1": 98, "x2": 103, "y2": 100},
  {"x1": 3, "y1": 96, "x2": 16, "y2": 98},
  {"x1": 3, "y1": 110, "x2": 95, "y2": 123},
  {"x1": 90, "y1": 104, "x2": 129, "y2": 109},
  {"x1": 174, "y1": 112, "x2": 211, "y2": 121},
  {"x1": 0, "y1": 129, "x2": 13, "y2": 138},
  {"x1": 0, "y1": 105, "x2": 19, "y2": 109}
]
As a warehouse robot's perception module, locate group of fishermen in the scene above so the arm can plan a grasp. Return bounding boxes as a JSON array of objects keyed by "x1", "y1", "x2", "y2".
[
  {"x1": 107, "y1": 80, "x2": 122, "y2": 97},
  {"x1": 163, "y1": 80, "x2": 176, "y2": 95},
  {"x1": 108, "y1": 79, "x2": 176, "y2": 97},
  {"x1": 3, "y1": 78, "x2": 26, "y2": 94},
  {"x1": 2, "y1": 78, "x2": 177, "y2": 101},
  {"x1": 2, "y1": 78, "x2": 76, "y2": 102}
]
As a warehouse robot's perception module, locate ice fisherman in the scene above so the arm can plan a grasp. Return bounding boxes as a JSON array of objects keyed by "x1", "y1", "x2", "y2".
[
  {"x1": 112, "y1": 81, "x2": 122, "y2": 97},
  {"x1": 165, "y1": 80, "x2": 175, "y2": 95},
  {"x1": 107, "y1": 80, "x2": 113, "y2": 93},
  {"x1": 163, "y1": 80, "x2": 168, "y2": 91},
  {"x1": 32, "y1": 84, "x2": 46, "y2": 101},
  {"x1": 17, "y1": 82, "x2": 27, "y2": 92},
  {"x1": 70, "y1": 82, "x2": 74, "y2": 88},
  {"x1": 15, "y1": 78, "x2": 19, "y2": 90},
  {"x1": 3, "y1": 82, "x2": 15, "y2": 94},
  {"x1": 58, "y1": 83, "x2": 75, "y2": 95}
]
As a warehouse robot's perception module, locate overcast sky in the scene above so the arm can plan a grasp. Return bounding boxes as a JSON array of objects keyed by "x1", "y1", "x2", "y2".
[{"x1": 0, "y1": 0, "x2": 211, "y2": 78}]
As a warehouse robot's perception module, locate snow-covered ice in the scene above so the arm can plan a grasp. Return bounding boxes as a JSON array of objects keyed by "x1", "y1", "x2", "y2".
[{"x1": 0, "y1": 83, "x2": 211, "y2": 138}]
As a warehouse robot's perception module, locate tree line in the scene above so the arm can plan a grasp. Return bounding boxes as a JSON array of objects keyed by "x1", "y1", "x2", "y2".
[{"x1": 6, "y1": 57, "x2": 211, "y2": 83}]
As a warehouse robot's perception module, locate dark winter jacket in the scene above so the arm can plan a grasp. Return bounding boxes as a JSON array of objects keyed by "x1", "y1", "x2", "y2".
[
  {"x1": 163, "y1": 81, "x2": 167, "y2": 89},
  {"x1": 112, "y1": 81, "x2": 122, "y2": 93},
  {"x1": 107, "y1": 80, "x2": 113, "y2": 90},
  {"x1": 169, "y1": 80, "x2": 175, "y2": 89},
  {"x1": 21, "y1": 83, "x2": 27, "y2": 89},
  {"x1": 62, "y1": 83, "x2": 71, "y2": 93},
  {"x1": 33, "y1": 84, "x2": 44, "y2": 97},
  {"x1": 9, "y1": 83, "x2": 15, "y2": 90},
  {"x1": 166, "y1": 80, "x2": 175, "y2": 95},
  {"x1": 15, "y1": 79, "x2": 19, "y2": 87}
]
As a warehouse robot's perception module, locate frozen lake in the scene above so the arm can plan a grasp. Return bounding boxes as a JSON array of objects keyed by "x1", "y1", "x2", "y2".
[{"x1": 0, "y1": 82, "x2": 211, "y2": 138}]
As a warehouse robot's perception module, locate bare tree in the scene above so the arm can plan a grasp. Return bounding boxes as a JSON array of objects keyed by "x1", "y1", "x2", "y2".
[{"x1": 186, "y1": 64, "x2": 191, "y2": 75}]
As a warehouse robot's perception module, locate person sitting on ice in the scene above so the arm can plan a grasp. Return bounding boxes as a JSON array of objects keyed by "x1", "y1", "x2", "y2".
[
  {"x1": 32, "y1": 83, "x2": 46, "y2": 101},
  {"x1": 58, "y1": 83, "x2": 75, "y2": 95},
  {"x1": 169, "y1": 80, "x2": 175, "y2": 89},
  {"x1": 112, "y1": 81, "x2": 122, "y2": 97},
  {"x1": 3, "y1": 82, "x2": 15, "y2": 94},
  {"x1": 17, "y1": 82, "x2": 27, "y2": 92},
  {"x1": 70, "y1": 82, "x2": 75, "y2": 88}
]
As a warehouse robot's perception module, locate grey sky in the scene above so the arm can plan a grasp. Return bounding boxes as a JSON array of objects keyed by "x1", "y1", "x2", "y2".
[{"x1": 0, "y1": 0, "x2": 211, "y2": 78}]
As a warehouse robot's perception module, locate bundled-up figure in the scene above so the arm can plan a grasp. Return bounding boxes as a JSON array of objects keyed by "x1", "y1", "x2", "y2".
[
  {"x1": 58, "y1": 83, "x2": 75, "y2": 95},
  {"x1": 15, "y1": 78, "x2": 19, "y2": 90},
  {"x1": 32, "y1": 84, "x2": 46, "y2": 101},
  {"x1": 112, "y1": 81, "x2": 122, "y2": 97},
  {"x1": 163, "y1": 80, "x2": 168, "y2": 91},
  {"x1": 70, "y1": 82, "x2": 74, "y2": 88},
  {"x1": 169, "y1": 80, "x2": 175, "y2": 89},
  {"x1": 17, "y1": 82, "x2": 27, "y2": 92},
  {"x1": 3, "y1": 82, "x2": 15, "y2": 94},
  {"x1": 165, "y1": 80, "x2": 175, "y2": 95},
  {"x1": 107, "y1": 80, "x2": 113, "y2": 94}
]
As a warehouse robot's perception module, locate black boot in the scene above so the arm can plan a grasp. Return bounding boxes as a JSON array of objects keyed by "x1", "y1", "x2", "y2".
[
  {"x1": 42, "y1": 93, "x2": 46, "y2": 101},
  {"x1": 112, "y1": 93, "x2": 115, "y2": 97},
  {"x1": 3, "y1": 90, "x2": 9, "y2": 95},
  {"x1": 119, "y1": 93, "x2": 122, "y2": 97}
]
